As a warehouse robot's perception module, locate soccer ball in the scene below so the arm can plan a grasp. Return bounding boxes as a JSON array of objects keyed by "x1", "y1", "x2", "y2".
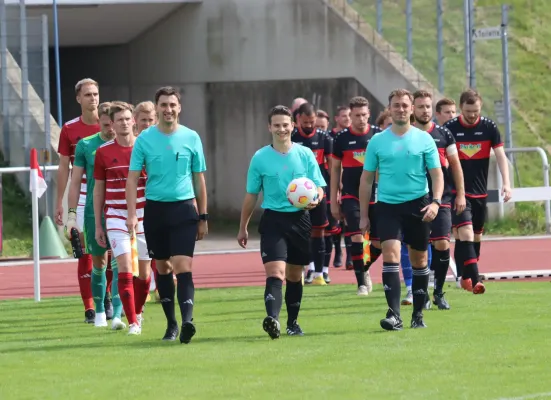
[{"x1": 287, "y1": 177, "x2": 318, "y2": 209}]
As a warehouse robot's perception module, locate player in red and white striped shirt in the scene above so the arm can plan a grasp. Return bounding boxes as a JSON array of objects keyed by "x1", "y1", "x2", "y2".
[
  {"x1": 93, "y1": 101, "x2": 151, "y2": 336},
  {"x1": 56, "y1": 78, "x2": 100, "y2": 323}
]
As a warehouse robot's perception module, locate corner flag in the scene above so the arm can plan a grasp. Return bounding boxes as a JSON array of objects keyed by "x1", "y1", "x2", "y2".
[{"x1": 29, "y1": 148, "x2": 47, "y2": 198}]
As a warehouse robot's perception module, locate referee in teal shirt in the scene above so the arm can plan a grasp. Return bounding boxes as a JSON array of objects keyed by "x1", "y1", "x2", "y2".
[
  {"x1": 359, "y1": 89, "x2": 444, "y2": 332},
  {"x1": 126, "y1": 86, "x2": 207, "y2": 344},
  {"x1": 237, "y1": 105, "x2": 326, "y2": 340}
]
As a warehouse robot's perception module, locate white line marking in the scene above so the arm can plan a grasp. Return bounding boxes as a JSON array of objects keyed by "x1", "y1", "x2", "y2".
[{"x1": 496, "y1": 392, "x2": 551, "y2": 400}]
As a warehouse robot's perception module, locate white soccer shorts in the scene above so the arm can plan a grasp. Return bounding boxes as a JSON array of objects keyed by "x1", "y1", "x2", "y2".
[
  {"x1": 76, "y1": 204, "x2": 85, "y2": 231},
  {"x1": 107, "y1": 230, "x2": 150, "y2": 261}
]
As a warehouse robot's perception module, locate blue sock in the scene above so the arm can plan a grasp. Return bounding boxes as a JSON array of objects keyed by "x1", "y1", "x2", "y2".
[
  {"x1": 401, "y1": 242, "x2": 413, "y2": 288},
  {"x1": 428, "y1": 245, "x2": 433, "y2": 269},
  {"x1": 110, "y1": 257, "x2": 123, "y2": 319}
]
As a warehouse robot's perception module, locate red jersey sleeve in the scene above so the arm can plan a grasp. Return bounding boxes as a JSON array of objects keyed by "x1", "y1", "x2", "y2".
[
  {"x1": 57, "y1": 125, "x2": 71, "y2": 156},
  {"x1": 93, "y1": 149, "x2": 106, "y2": 181}
]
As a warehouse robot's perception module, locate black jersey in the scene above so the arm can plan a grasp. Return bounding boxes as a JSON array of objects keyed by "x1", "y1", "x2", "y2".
[
  {"x1": 291, "y1": 127, "x2": 332, "y2": 185},
  {"x1": 425, "y1": 122, "x2": 457, "y2": 205},
  {"x1": 331, "y1": 125, "x2": 382, "y2": 204},
  {"x1": 444, "y1": 115, "x2": 503, "y2": 198}
]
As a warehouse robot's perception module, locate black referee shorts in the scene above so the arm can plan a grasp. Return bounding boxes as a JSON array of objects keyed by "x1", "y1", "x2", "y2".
[
  {"x1": 259, "y1": 209, "x2": 312, "y2": 266},
  {"x1": 143, "y1": 199, "x2": 199, "y2": 260},
  {"x1": 376, "y1": 195, "x2": 431, "y2": 251}
]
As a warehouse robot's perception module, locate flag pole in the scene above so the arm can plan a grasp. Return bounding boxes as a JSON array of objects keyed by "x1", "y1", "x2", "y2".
[{"x1": 30, "y1": 148, "x2": 41, "y2": 302}]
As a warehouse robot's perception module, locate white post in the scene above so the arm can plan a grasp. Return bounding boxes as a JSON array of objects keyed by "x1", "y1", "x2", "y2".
[{"x1": 30, "y1": 169, "x2": 41, "y2": 302}]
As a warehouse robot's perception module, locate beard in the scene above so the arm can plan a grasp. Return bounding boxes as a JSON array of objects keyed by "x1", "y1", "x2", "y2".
[
  {"x1": 301, "y1": 126, "x2": 314, "y2": 134},
  {"x1": 414, "y1": 115, "x2": 431, "y2": 125}
]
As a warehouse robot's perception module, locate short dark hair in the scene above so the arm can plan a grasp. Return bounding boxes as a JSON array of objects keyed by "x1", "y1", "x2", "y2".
[
  {"x1": 435, "y1": 98, "x2": 456, "y2": 113},
  {"x1": 413, "y1": 90, "x2": 433, "y2": 101},
  {"x1": 335, "y1": 105, "x2": 350, "y2": 116},
  {"x1": 155, "y1": 86, "x2": 181, "y2": 105},
  {"x1": 316, "y1": 110, "x2": 329, "y2": 120},
  {"x1": 388, "y1": 89, "x2": 414, "y2": 105},
  {"x1": 109, "y1": 101, "x2": 134, "y2": 122},
  {"x1": 268, "y1": 105, "x2": 293, "y2": 124},
  {"x1": 459, "y1": 89, "x2": 482, "y2": 106},
  {"x1": 296, "y1": 102, "x2": 316, "y2": 117},
  {"x1": 349, "y1": 96, "x2": 369, "y2": 110}
]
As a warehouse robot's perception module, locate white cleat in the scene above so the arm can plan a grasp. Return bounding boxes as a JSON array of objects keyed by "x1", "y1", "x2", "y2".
[
  {"x1": 357, "y1": 285, "x2": 369, "y2": 296},
  {"x1": 111, "y1": 317, "x2": 126, "y2": 331},
  {"x1": 456, "y1": 278, "x2": 462, "y2": 289},
  {"x1": 94, "y1": 312, "x2": 108, "y2": 327},
  {"x1": 401, "y1": 290, "x2": 413, "y2": 305},
  {"x1": 137, "y1": 314, "x2": 144, "y2": 327},
  {"x1": 128, "y1": 323, "x2": 142, "y2": 335},
  {"x1": 364, "y1": 271, "x2": 373, "y2": 293},
  {"x1": 428, "y1": 270, "x2": 435, "y2": 289}
]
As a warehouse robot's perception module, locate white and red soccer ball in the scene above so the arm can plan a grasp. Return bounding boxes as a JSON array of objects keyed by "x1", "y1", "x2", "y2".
[{"x1": 287, "y1": 177, "x2": 318, "y2": 209}]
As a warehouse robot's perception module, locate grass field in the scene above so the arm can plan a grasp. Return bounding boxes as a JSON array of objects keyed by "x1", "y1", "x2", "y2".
[{"x1": 1, "y1": 282, "x2": 551, "y2": 399}]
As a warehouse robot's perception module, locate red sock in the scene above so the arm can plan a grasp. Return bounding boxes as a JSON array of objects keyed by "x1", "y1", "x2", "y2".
[
  {"x1": 118, "y1": 272, "x2": 137, "y2": 325},
  {"x1": 134, "y1": 276, "x2": 151, "y2": 315},
  {"x1": 151, "y1": 260, "x2": 159, "y2": 287},
  {"x1": 77, "y1": 254, "x2": 94, "y2": 311},
  {"x1": 106, "y1": 259, "x2": 113, "y2": 295}
]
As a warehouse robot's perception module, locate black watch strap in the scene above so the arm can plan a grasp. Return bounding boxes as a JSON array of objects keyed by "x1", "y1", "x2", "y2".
[
  {"x1": 432, "y1": 199, "x2": 442, "y2": 206},
  {"x1": 199, "y1": 213, "x2": 209, "y2": 221}
]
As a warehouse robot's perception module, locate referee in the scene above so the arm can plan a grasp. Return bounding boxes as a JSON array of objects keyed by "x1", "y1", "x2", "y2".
[
  {"x1": 237, "y1": 105, "x2": 326, "y2": 340},
  {"x1": 359, "y1": 89, "x2": 444, "y2": 331},
  {"x1": 126, "y1": 86, "x2": 208, "y2": 344}
]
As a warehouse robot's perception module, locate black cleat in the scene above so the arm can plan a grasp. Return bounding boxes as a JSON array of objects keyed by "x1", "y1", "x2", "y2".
[
  {"x1": 286, "y1": 320, "x2": 304, "y2": 336},
  {"x1": 84, "y1": 309, "x2": 95, "y2": 324},
  {"x1": 304, "y1": 270, "x2": 314, "y2": 284},
  {"x1": 179, "y1": 321, "x2": 196, "y2": 344},
  {"x1": 433, "y1": 292, "x2": 451, "y2": 310},
  {"x1": 263, "y1": 316, "x2": 281, "y2": 340},
  {"x1": 333, "y1": 251, "x2": 343, "y2": 268},
  {"x1": 162, "y1": 324, "x2": 179, "y2": 341},
  {"x1": 411, "y1": 312, "x2": 427, "y2": 329},
  {"x1": 380, "y1": 309, "x2": 403, "y2": 331},
  {"x1": 323, "y1": 272, "x2": 331, "y2": 284},
  {"x1": 104, "y1": 298, "x2": 114, "y2": 320}
]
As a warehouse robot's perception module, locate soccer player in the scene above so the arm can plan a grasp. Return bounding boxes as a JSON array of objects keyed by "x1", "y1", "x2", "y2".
[
  {"x1": 94, "y1": 101, "x2": 152, "y2": 335},
  {"x1": 127, "y1": 87, "x2": 208, "y2": 344},
  {"x1": 237, "y1": 105, "x2": 326, "y2": 339},
  {"x1": 291, "y1": 97, "x2": 308, "y2": 122},
  {"x1": 359, "y1": 88, "x2": 444, "y2": 330},
  {"x1": 55, "y1": 78, "x2": 100, "y2": 323},
  {"x1": 411, "y1": 90, "x2": 467, "y2": 309},
  {"x1": 330, "y1": 96, "x2": 382, "y2": 296},
  {"x1": 67, "y1": 102, "x2": 125, "y2": 328},
  {"x1": 376, "y1": 108, "x2": 392, "y2": 130},
  {"x1": 291, "y1": 103, "x2": 333, "y2": 285},
  {"x1": 435, "y1": 98, "x2": 457, "y2": 126},
  {"x1": 444, "y1": 89, "x2": 512, "y2": 294}
]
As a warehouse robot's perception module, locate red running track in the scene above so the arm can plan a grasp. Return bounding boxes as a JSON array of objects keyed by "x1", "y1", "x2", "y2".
[{"x1": 0, "y1": 239, "x2": 549, "y2": 300}]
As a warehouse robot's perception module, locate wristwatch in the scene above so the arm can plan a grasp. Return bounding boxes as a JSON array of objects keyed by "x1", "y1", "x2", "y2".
[
  {"x1": 199, "y1": 213, "x2": 209, "y2": 221},
  {"x1": 432, "y1": 198, "x2": 442, "y2": 206}
]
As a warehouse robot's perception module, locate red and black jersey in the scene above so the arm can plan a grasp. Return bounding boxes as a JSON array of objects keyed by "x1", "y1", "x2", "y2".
[
  {"x1": 291, "y1": 127, "x2": 333, "y2": 187},
  {"x1": 330, "y1": 125, "x2": 382, "y2": 204},
  {"x1": 425, "y1": 122, "x2": 457, "y2": 206},
  {"x1": 444, "y1": 115, "x2": 503, "y2": 198}
]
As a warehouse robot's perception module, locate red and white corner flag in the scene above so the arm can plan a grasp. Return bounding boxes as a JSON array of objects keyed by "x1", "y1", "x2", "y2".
[{"x1": 29, "y1": 148, "x2": 47, "y2": 199}]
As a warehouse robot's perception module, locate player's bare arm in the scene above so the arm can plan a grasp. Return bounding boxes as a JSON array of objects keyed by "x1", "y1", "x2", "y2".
[
  {"x1": 93, "y1": 179, "x2": 107, "y2": 247},
  {"x1": 330, "y1": 159, "x2": 343, "y2": 219},
  {"x1": 493, "y1": 146, "x2": 512, "y2": 202},
  {"x1": 423, "y1": 167, "x2": 444, "y2": 222},
  {"x1": 192, "y1": 171, "x2": 208, "y2": 240},
  {"x1": 125, "y1": 170, "x2": 141, "y2": 235},
  {"x1": 359, "y1": 169, "x2": 375, "y2": 233},
  {"x1": 55, "y1": 155, "x2": 71, "y2": 225},
  {"x1": 237, "y1": 193, "x2": 258, "y2": 248},
  {"x1": 447, "y1": 153, "x2": 466, "y2": 214}
]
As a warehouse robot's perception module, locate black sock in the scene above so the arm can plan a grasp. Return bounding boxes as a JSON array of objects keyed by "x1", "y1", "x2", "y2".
[
  {"x1": 474, "y1": 241, "x2": 481, "y2": 260},
  {"x1": 344, "y1": 235, "x2": 352, "y2": 264},
  {"x1": 157, "y1": 273, "x2": 177, "y2": 326},
  {"x1": 365, "y1": 244, "x2": 382, "y2": 271},
  {"x1": 264, "y1": 277, "x2": 283, "y2": 320},
  {"x1": 382, "y1": 262, "x2": 401, "y2": 316},
  {"x1": 432, "y1": 249, "x2": 450, "y2": 294},
  {"x1": 412, "y1": 266, "x2": 430, "y2": 315},
  {"x1": 311, "y1": 236, "x2": 325, "y2": 273},
  {"x1": 176, "y1": 272, "x2": 194, "y2": 323},
  {"x1": 351, "y1": 242, "x2": 365, "y2": 287},
  {"x1": 462, "y1": 241, "x2": 480, "y2": 286},
  {"x1": 454, "y1": 239, "x2": 463, "y2": 279},
  {"x1": 324, "y1": 236, "x2": 333, "y2": 269},
  {"x1": 285, "y1": 279, "x2": 303, "y2": 326},
  {"x1": 333, "y1": 233, "x2": 342, "y2": 257}
]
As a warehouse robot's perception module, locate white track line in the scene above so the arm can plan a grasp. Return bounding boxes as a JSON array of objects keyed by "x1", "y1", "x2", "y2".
[{"x1": 496, "y1": 392, "x2": 551, "y2": 400}]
